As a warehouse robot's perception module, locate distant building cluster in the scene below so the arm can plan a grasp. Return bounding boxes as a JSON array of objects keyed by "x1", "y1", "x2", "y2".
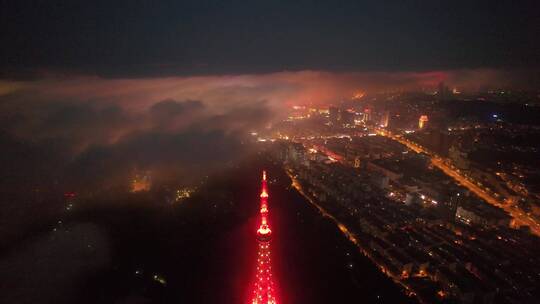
[
  {"x1": 131, "y1": 171, "x2": 152, "y2": 192},
  {"x1": 175, "y1": 187, "x2": 195, "y2": 202}
]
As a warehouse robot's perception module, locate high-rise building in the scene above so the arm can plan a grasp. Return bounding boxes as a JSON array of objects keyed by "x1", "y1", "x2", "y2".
[
  {"x1": 340, "y1": 109, "x2": 355, "y2": 127},
  {"x1": 363, "y1": 108, "x2": 372, "y2": 122},
  {"x1": 380, "y1": 111, "x2": 390, "y2": 128},
  {"x1": 249, "y1": 171, "x2": 278, "y2": 304},
  {"x1": 422, "y1": 129, "x2": 453, "y2": 156},
  {"x1": 329, "y1": 106, "x2": 339, "y2": 125},
  {"x1": 354, "y1": 157, "x2": 361, "y2": 168},
  {"x1": 437, "y1": 82, "x2": 451, "y2": 100}
]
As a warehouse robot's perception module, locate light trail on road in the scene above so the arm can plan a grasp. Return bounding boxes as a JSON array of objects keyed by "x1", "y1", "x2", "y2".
[
  {"x1": 285, "y1": 168, "x2": 421, "y2": 302},
  {"x1": 376, "y1": 129, "x2": 540, "y2": 236}
]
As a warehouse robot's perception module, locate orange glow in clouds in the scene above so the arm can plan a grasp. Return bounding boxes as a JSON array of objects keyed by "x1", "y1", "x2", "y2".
[{"x1": 0, "y1": 69, "x2": 520, "y2": 113}]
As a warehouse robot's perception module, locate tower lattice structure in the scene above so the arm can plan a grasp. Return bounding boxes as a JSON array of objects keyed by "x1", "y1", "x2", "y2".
[{"x1": 250, "y1": 171, "x2": 278, "y2": 304}]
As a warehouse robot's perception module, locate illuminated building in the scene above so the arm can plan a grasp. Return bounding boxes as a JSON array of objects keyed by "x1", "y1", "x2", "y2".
[
  {"x1": 249, "y1": 171, "x2": 278, "y2": 304},
  {"x1": 318, "y1": 108, "x2": 329, "y2": 115},
  {"x1": 380, "y1": 111, "x2": 389, "y2": 128},
  {"x1": 352, "y1": 90, "x2": 365, "y2": 100},
  {"x1": 329, "y1": 106, "x2": 339, "y2": 125},
  {"x1": 340, "y1": 109, "x2": 355, "y2": 127},
  {"x1": 363, "y1": 108, "x2": 372, "y2": 122},
  {"x1": 418, "y1": 115, "x2": 428, "y2": 129},
  {"x1": 354, "y1": 156, "x2": 361, "y2": 168},
  {"x1": 131, "y1": 171, "x2": 152, "y2": 192},
  {"x1": 175, "y1": 187, "x2": 195, "y2": 202},
  {"x1": 455, "y1": 200, "x2": 511, "y2": 228}
]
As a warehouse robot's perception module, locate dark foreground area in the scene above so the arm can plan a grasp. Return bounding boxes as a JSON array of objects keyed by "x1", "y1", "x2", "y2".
[{"x1": 0, "y1": 155, "x2": 414, "y2": 303}]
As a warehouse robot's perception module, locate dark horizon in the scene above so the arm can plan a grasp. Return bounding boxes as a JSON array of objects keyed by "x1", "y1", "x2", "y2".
[{"x1": 2, "y1": 1, "x2": 540, "y2": 79}]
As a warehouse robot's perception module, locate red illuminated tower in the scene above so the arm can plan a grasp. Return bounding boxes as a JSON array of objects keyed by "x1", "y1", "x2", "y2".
[{"x1": 249, "y1": 171, "x2": 278, "y2": 304}]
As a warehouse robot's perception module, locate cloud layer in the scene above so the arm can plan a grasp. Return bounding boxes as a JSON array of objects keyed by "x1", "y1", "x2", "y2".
[
  {"x1": 2, "y1": 68, "x2": 536, "y2": 109},
  {"x1": 0, "y1": 68, "x2": 536, "y2": 192}
]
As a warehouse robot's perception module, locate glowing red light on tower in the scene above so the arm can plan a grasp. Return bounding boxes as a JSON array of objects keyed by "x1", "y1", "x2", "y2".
[{"x1": 249, "y1": 170, "x2": 278, "y2": 304}]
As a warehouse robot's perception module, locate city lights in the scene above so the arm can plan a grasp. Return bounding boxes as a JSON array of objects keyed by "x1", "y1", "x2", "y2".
[{"x1": 3, "y1": 2, "x2": 540, "y2": 303}]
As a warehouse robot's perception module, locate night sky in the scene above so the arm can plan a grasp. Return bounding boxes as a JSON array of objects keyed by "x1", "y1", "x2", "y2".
[{"x1": 2, "y1": 0, "x2": 539, "y2": 77}]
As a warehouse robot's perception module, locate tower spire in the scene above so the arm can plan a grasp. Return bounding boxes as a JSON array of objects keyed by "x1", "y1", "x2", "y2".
[{"x1": 249, "y1": 170, "x2": 278, "y2": 304}]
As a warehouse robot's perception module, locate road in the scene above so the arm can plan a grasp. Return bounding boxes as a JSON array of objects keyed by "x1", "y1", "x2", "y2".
[
  {"x1": 376, "y1": 129, "x2": 540, "y2": 236},
  {"x1": 285, "y1": 167, "x2": 421, "y2": 302}
]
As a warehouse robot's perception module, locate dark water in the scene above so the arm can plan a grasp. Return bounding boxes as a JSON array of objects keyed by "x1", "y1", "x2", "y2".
[{"x1": 0, "y1": 156, "x2": 415, "y2": 303}]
